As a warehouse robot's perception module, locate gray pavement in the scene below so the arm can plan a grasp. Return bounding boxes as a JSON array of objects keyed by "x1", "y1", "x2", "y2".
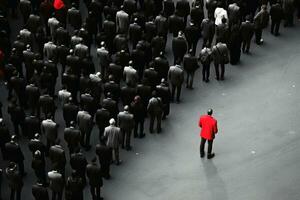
[{"x1": 1, "y1": 7, "x2": 300, "y2": 200}]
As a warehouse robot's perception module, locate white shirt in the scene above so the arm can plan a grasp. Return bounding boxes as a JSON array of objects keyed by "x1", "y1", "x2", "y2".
[{"x1": 214, "y1": 7, "x2": 228, "y2": 26}]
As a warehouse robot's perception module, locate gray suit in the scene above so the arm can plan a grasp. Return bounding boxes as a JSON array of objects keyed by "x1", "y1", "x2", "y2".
[
  {"x1": 77, "y1": 111, "x2": 93, "y2": 148},
  {"x1": 41, "y1": 119, "x2": 58, "y2": 153},
  {"x1": 117, "y1": 111, "x2": 135, "y2": 150},
  {"x1": 168, "y1": 65, "x2": 184, "y2": 102},
  {"x1": 104, "y1": 125, "x2": 121, "y2": 162}
]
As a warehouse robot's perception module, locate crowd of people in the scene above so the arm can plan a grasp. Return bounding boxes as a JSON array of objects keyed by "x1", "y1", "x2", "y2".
[{"x1": 0, "y1": 0, "x2": 299, "y2": 199}]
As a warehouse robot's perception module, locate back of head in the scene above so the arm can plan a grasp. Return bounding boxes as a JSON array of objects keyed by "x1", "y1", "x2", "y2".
[{"x1": 207, "y1": 108, "x2": 213, "y2": 116}]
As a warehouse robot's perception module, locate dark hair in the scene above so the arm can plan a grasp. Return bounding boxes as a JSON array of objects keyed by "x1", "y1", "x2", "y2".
[{"x1": 207, "y1": 109, "x2": 213, "y2": 115}]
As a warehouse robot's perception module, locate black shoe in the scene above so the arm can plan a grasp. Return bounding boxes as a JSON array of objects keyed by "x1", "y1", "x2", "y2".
[
  {"x1": 134, "y1": 134, "x2": 138, "y2": 138},
  {"x1": 205, "y1": 79, "x2": 209, "y2": 83},
  {"x1": 116, "y1": 160, "x2": 122, "y2": 165},
  {"x1": 139, "y1": 134, "x2": 145, "y2": 138},
  {"x1": 200, "y1": 152, "x2": 205, "y2": 158},
  {"x1": 207, "y1": 153, "x2": 215, "y2": 159},
  {"x1": 126, "y1": 146, "x2": 132, "y2": 151},
  {"x1": 85, "y1": 145, "x2": 91, "y2": 151}
]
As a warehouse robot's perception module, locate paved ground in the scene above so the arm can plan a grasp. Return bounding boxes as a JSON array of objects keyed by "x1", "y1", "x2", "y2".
[{"x1": 1, "y1": 4, "x2": 300, "y2": 200}]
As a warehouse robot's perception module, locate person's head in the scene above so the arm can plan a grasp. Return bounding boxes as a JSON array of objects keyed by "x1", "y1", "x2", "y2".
[
  {"x1": 8, "y1": 162, "x2": 17, "y2": 170},
  {"x1": 152, "y1": 90, "x2": 157, "y2": 97},
  {"x1": 134, "y1": 95, "x2": 141, "y2": 102},
  {"x1": 207, "y1": 108, "x2": 213, "y2": 116},
  {"x1": 109, "y1": 118, "x2": 115, "y2": 125},
  {"x1": 106, "y1": 92, "x2": 112, "y2": 98},
  {"x1": 34, "y1": 150, "x2": 41, "y2": 158},
  {"x1": 91, "y1": 157, "x2": 97, "y2": 163},
  {"x1": 134, "y1": 18, "x2": 138, "y2": 23},
  {"x1": 245, "y1": 15, "x2": 252, "y2": 21},
  {"x1": 124, "y1": 105, "x2": 129, "y2": 111},
  {"x1": 100, "y1": 41, "x2": 105, "y2": 47},
  {"x1": 70, "y1": 121, "x2": 76, "y2": 127},
  {"x1": 261, "y1": 5, "x2": 267, "y2": 10},
  {"x1": 11, "y1": 135, "x2": 17, "y2": 142},
  {"x1": 178, "y1": 31, "x2": 183, "y2": 37},
  {"x1": 108, "y1": 74, "x2": 114, "y2": 82},
  {"x1": 34, "y1": 133, "x2": 40, "y2": 139},
  {"x1": 0, "y1": 118, "x2": 3, "y2": 125},
  {"x1": 128, "y1": 60, "x2": 133, "y2": 66}
]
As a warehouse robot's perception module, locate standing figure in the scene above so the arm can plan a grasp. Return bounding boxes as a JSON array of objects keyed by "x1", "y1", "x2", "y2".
[{"x1": 198, "y1": 109, "x2": 218, "y2": 159}]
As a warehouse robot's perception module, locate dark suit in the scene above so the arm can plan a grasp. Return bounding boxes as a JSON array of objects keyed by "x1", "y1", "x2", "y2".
[
  {"x1": 32, "y1": 183, "x2": 49, "y2": 200},
  {"x1": 95, "y1": 144, "x2": 112, "y2": 179},
  {"x1": 23, "y1": 116, "x2": 40, "y2": 139},
  {"x1": 5, "y1": 141, "x2": 25, "y2": 175},
  {"x1": 168, "y1": 14, "x2": 185, "y2": 37},
  {"x1": 64, "y1": 126, "x2": 81, "y2": 155},
  {"x1": 240, "y1": 20, "x2": 254, "y2": 53},
  {"x1": 70, "y1": 152, "x2": 87, "y2": 185},
  {"x1": 270, "y1": 3, "x2": 283, "y2": 35},
  {"x1": 185, "y1": 24, "x2": 201, "y2": 55},
  {"x1": 63, "y1": 102, "x2": 79, "y2": 127},
  {"x1": 95, "y1": 108, "x2": 110, "y2": 139},
  {"x1": 172, "y1": 35, "x2": 188, "y2": 64},
  {"x1": 183, "y1": 53, "x2": 199, "y2": 88},
  {"x1": 86, "y1": 162, "x2": 103, "y2": 200},
  {"x1": 201, "y1": 18, "x2": 215, "y2": 48}
]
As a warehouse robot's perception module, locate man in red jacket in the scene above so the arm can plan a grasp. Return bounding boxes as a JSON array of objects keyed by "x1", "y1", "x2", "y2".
[{"x1": 198, "y1": 109, "x2": 218, "y2": 159}]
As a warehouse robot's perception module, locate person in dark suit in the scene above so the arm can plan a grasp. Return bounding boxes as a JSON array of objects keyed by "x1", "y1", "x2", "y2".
[
  {"x1": 147, "y1": 91, "x2": 163, "y2": 133},
  {"x1": 212, "y1": 42, "x2": 229, "y2": 80},
  {"x1": 163, "y1": 0, "x2": 175, "y2": 17},
  {"x1": 199, "y1": 47, "x2": 212, "y2": 82},
  {"x1": 168, "y1": 12, "x2": 185, "y2": 37},
  {"x1": 5, "y1": 162, "x2": 23, "y2": 200},
  {"x1": 32, "y1": 181, "x2": 49, "y2": 200},
  {"x1": 23, "y1": 115, "x2": 40, "y2": 139},
  {"x1": 39, "y1": 94, "x2": 56, "y2": 119},
  {"x1": 0, "y1": 119, "x2": 10, "y2": 160},
  {"x1": 31, "y1": 150, "x2": 47, "y2": 186},
  {"x1": 49, "y1": 142, "x2": 66, "y2": 178},
  {"x1": 168, "y1": 63, "x2": 184, "y2": 102},
  {"x1": 198, "y1": 109, "x2": 218, "y2": 159},
  {"x1": 228, "y1": 23, "x2": 242, "y2": 65},
  {"x1": 8, "y1": 99, "x2": 25, "y2": 137},
  {"x1": 132, "y1": 45, "x2": 146, "y2": 80},
  {"x1": 151, "y1": 35, "x2": 166, "y2": 59},
  {"x1": 41, "y1": 117, "x2": 58, "y2": 153},
  {"x1": 120, "y1": 84, "x2": 137, "y2": 107},
  {"x1": 185, "y1": 21, "x2": 201, "y2": 56},
  {"x1": 240, "y1": 15, "x2": 254, "y2": 53},
  {"x1": 190, "y1": 5, "x2": 204, "y2": 28},
  {"x1": 28, "y1": 133, "x2": 46, "y2": 158},
  {"x1": 183, "y1": 49, "x2": 200, "y2": 89},
  {"x1": 86, "y1": 157, "x2": 103, "y2": 200},
  {"x1": 102, "y1": 92, "x2": 119, "y2": 119},
  {"x1": 67, "y1": 3, "x2": 82, "y2": 30},
  {"x1": 63, "y1": 97, "x2": 79, "y2": 127},
  {"x1": 70, "y1": 150, "x2": 88, "y2": 185},
  {"x1": 143, "y1": 66, "x2": 160, "y2": 90},
  {"x1": 254, "y1": 5, "x2": 269, "y2": 45},
  {"x1": 64, "y1": 121, "x2": 81, "y2": 155},
  {"x1": 5, "y1": 135, "x2": 26, "y2": 176},
  {"x1": 65, "y1": 171, "x2": 84, "y2": 200},
  {"x1": 77, "y1": 109, "x2": 93, "y2": 150},
  {"x1": 156, "y1": 79, "x2": 171, "y2": 119},
  {"x1": 103, "y1": 75, "x2": 121, "y2": 101},
  {"x1": 270, "y1": 1, "x2": 284, "y2": 36},
  {"x1": 145, "y1": 19, "x2": 157, "y2": 42},
  {"x1": 95, "y1": 140, "x2": 112, "y2": 179},
  {"x1": 25, "y1": 83, "x2": 40, "y2": 116},
  {"x1": 215, "y1": 17, "x2": 229, "y2": 44},
  {"x1": 176, "y1": 0, "x2": 190, "y2": 25},
  {"x1": 201, "y1": 17, "x2": 215, "y2": 48},
  {"x1": 130, "y1": 96, "x2": 146, "y2": 138},
  {"x1": 117, "y1": 105, "x2": 135, "y2": 150},
  {"x1": 129, "y1": 18, "x2": 142, "y2": 49},
  {"x1": 172, "y1": 31, "x2": 188, "y2": 64},
  {"x1": 47, "y1": 170, "x2": 64, "y2": 200}
]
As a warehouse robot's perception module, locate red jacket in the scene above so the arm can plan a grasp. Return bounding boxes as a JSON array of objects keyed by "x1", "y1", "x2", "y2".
[{"x1": 199, "y1": 115, "x2": 218, "y2": 140}]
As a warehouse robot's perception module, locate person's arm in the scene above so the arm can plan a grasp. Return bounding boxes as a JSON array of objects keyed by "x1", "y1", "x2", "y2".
[
  {"x1": 214, "y1": 120, "x2": 218, "y2": 134},
  {"x1": 198, "y1": 117, "x2": 202, "y2": 127}
]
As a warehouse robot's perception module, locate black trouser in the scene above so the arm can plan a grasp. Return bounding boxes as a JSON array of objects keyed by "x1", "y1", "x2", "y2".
[
  {"x1": 80, "y1": 127, "x2": 92, "y2": 147},
  {"x1": 98, "y1": 126, "x2": 105, "y2": 141},
  {"x1": 51, "y1": 191, "x2": 63, "y2": 200},
  {"x1": 202, "y1": 64, "x2": 210, "y2": 81},
  {"x1": 202, "y1": 36, "x2": 214, "y2": 48},
  {"x1": 242, "y1": 39, "x2": 251, "y2": 53},
  {"x1": 10, "y1": 188, "x2": 22, "y2": 200},
  {"x1": 12, "y1": 121, "x2": 24, "y2": 136},
  {"x1": 134, "y1": 119, "x2": 144, "y2": 137},
  {"x1": 271, "y1": 20, "x2": 281, "y2": 35},
  {"x1": 90, "y1": 185, "x2": 101, "y2": 200},
  {"x1": 186, "y1": 72, "x2": 195, "y2": 88},
  {"x1": 100, "y1": 161, "x2": 110, "y2": 179},
  {"x1": 214, "y1": 63, "x2": 225, "y2": 80},
  {"x1": 149, "y1": 114, "x2": 162, "y2": 133},
  {"x1": 35, "y1": 169, "x2": 47, "y2": 185},
  {"x1": 171, "y1": 84, "x2": 182, "y2": 102},
  {"x1": 284, "y1": 12, "x2": 294, "y2": 26},
  {"x1": 255, "y1": 28, "x2": 263, "y2": 44},
  {"x1": 200, "y1": 138, "x2": 213, "y2": 156},
  {"x1": 121, "y1": 129, "x2": 132, "y2": 149},
  {"x1": 188, "y1": 41, "x2": 198, "y2": 56},
  {"x1": 111, "y1": 147, "x2": 119, "y2": 163}
]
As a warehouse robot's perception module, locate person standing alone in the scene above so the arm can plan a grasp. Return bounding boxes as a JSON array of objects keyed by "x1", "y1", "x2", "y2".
[{"x1": 198, "y1": 109, "x2": 218, "y2": 159}]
